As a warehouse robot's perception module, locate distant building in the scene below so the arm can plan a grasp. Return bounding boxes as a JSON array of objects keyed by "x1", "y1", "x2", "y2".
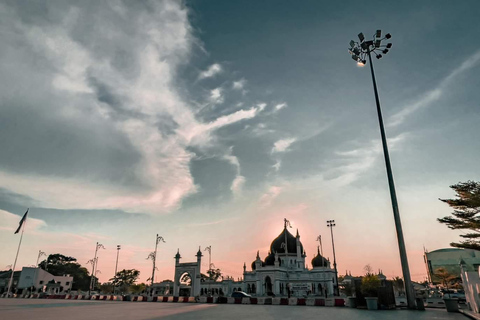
[
  {"x1": 17, "y1": 267, "x2": 73, "y2": 294},
  {"x1": 0, "y1": 270, "x2": 21, "y2": 294},
  {"x1": 424, "y1": 248, "x2": 480, "y2": 284}
]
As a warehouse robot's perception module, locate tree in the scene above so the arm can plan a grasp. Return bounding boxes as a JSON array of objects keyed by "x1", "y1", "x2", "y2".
[
  {"x1": 129, "y1": 283, "x2": 146, "y2": 294},
  {"x1": 99, "y1": 282, "x2": 113, "y2": 294},
  {"x1": 438, "y1": 181, "x2": 480, "y2": 250},
  {"x1": 110, "y1": 269, "x2": 140, "y2": 287},
  {"x1": 205, "y1": 268, "x2": 222, "y2": 282},
  {"x1": 38, "y1": 253, "x2": 94, "y2": 291},
  {"x1": 434, "y1": 268, "x2": 456, "y2": 297},
  {"x1": 392, "y1": 276, "x2": 405, "y2": 296}
]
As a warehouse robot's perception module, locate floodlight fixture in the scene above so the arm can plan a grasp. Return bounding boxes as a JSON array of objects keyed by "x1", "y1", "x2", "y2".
[
  {"x1": 375, "y1": 40, "x2": 381, "y2": 48},
  {"x1": 353, "y1": 48, "x2": 360, "y2": 55},
  {"x1": 346, "y1": 29, "x2": 415, "y2": 310},
  {"x1": 358, "y1": 32, "x2": 365, "y2": 42},
  {"x1": 376, "y1": 30, "x2": 382, "y2": 38},
  {"x1": 352, "y1": 55, "x2": 358, "y2": 61},
  {"x1": 350, "y1": 40, "x2": 355, "y2": 47}
]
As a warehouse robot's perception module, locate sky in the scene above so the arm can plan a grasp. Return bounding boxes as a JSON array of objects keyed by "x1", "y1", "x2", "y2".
[{"x1": 1, "y1": 0, "x2": 480, "y2": 284}]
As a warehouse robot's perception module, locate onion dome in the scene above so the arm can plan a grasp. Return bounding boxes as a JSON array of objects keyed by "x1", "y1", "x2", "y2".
[
  {"x1": 251, "y1": 260, "x2": 256, "y2": 270},
  {"x1": 270, "y1": 227, "x2": 303, "y2": 255},
  {"x1": 264, "y1": 252, "x2": 276, "y2": 266},
  {"x1": 311, "y1": 247, "x2": 328, "y2": 268}
]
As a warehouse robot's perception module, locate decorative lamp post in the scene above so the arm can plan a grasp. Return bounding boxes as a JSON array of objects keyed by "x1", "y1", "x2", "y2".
[
  {"x1": 150, "y1": 234, "x2": 165, "y2": 286},
  {"x1": 89, "y1": 242, "x2": 105, "y2": 294},
  {"x1": 327, "y1": 220, "x2": 339, "y2": 296},
  {"x1": 36, "y1": 250, "x2": 46, "y2": 267},
  {"x1": 113, "y1": 245, "x2": 120, "y2": 293},
  {"x1": 348, "y1": 30, "x2": 415, "y2": 309}
]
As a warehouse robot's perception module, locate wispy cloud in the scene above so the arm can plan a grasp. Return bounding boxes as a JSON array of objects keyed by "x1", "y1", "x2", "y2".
[
  {"x1": 329, "y1": 133, "x2": 409, "y2": 186},
  {"x1": 198, "y1": 63, "x2": 222, "y2": 79},
  {"x1": 232, "y1": 79, "x2": 246, "y2": 90},
  {"x1": 272, "y1": 138, "x2": 296, "y2": 153},
  {"x1": 209, "y1": 87, "x2": 224, "y2": 104},
  {"x1": 274, "y1": 103, "x2": 287, "y2": 112},
  {"x1": 389, "y1": 50, "x2": 480, "y2": 127},
  {"x1": 259, "y1": 186, "x2": 283, "y2": 207},
  {"x1": 223, "y1": 147, "x2": 245, "y2": 195}
]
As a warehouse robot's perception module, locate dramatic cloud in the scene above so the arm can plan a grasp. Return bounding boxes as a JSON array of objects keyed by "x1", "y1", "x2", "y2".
[
  {"x1": 0, "y1": 1, "x2": 204, "y2": 213},
  {"x1": 209, "y1": 87, "x2": 224, "y2": 104},
  {"x1": 232, "y1": 79, "x2": 246, "y2": 90},
  {"x1": 198, "y1": 63, "x2": 223, "y2": 80}
]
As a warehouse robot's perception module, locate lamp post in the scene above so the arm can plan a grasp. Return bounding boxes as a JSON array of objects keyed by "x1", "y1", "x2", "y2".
[
  {"x1": 348, "y1": 30, "x2": 415, "y2": 309},
  {"x1": 316, "y1": 235, "x2": 323, "y2": 256},
  {"x1": 327, "y1": 220, "x2": 339, "y2": 296},
  {"x1": 36, "y1": 250, "x2": 46, "y2": 267},
  {"x1": 89, "y1": 242, "x2": 105, "y2": 294},
  {"x1": 114, "y1": 245, "x2": 120, "y2": 294},
  {"x1": 151, "y1": 235, "x2": 165, "y2": 286}
]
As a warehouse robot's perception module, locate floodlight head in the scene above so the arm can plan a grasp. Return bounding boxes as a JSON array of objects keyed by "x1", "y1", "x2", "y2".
[
  {"x1": 386, "y1": 43, "x2": 392, "y2": 48},
  {"x1": 375, "y1": 40, "x2": 381, "y2": 48},
  {"x1": 376, "y1": 54, "x2": 382, "y2": 59},
  {"x1": 361, "y1": 60, "x2": 366, "y2": 65},
  {"x1": 385, "y1": 33, "x2": 392, "y2": 39},
  {"x1": 358, "y1": 32, "x2": 365, "y2": 42},
  {"x1": 361, "y1": 42, "x2": 368, "y2": 50},
  {"x1": 383, "y1": 49, "x2": 389, "y2": 54},
  {"x1": 353, "y1": 48, "x2": 360, "y2": 55},
  {"x1": 376, "y1": 30, "x2": 381, "y2": 38},
  {"x1": 352, "y1": 55, "x2": 359, "y2": 61},
  {"x1": 350, "y1": 40, "x2": 355, "y2": 47}
]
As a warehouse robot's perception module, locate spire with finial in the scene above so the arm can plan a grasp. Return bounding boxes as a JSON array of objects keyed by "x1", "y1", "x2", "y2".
[
  {"x1": 175, "y1": 248, "x2": 181, "y2": 259},
  {"x1": 296, "y1": 229, "x2": 299, "y2": 238},
  {"x1": 196, "y1": 246, "x2": 202, "y2": 257},
  {"x1": 256, "y1": 250, "x2": 260, "y2": 259}
]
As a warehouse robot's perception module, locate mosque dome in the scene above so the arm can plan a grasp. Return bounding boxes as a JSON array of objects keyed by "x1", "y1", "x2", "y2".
[
  {"x1": 251, "y1": 260, "x2": 256, "y2": 270},
  {"x1": 264, "y1": 252, "x2": 276, "y2": 266},
  {"x1": 311, "y1": 247, "x2": 328, "y2": 268},
  {"x1": 269, "y1": 227, "x2": 303, "y2": 255}
]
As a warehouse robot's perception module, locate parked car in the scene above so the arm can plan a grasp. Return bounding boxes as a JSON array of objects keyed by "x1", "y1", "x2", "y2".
[{"x1": 231, "y1": 291, "x2": 251, "y2": 298}]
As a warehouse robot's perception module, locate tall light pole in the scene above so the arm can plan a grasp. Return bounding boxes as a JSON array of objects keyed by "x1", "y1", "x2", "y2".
[
  {"x1": 89, "y1": 242, "x2": 105, "y2": 294},
  {"x1": 204, "y1": 246, "x2": 212, "y2": 294},
  {"x1": 327, "y1": 220, "x2": 339, "y2": 296},
  {"x1": 150, "y1": 234, "x2": 165, "y2": 286},
  {"x1": 36, "y1": 250, "x2": 46, "y2": 267},
  {"x1": 113, "y1": 245, "x2": 120, "y2": 294},
  {"x1": 348, "y1": 30, "x2": 415, "y2": 309}
]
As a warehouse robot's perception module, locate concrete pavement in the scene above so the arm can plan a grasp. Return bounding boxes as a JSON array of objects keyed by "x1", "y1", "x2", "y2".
[{"x1": 0, "y1": 298, "x2": 470, "y2": 320}]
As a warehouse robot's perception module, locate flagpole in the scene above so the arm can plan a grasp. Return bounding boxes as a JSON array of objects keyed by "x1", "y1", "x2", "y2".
[{"x1": 7, "y1": 217, "x2": 28, "y2": 296}]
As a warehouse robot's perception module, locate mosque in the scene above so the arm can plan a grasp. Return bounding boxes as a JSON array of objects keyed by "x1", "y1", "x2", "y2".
[{"x1": 157, "y1": 219, "x2": 338, "y2": 297}]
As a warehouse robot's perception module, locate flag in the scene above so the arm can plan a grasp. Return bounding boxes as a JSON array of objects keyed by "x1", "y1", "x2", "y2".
[{"x1": 14, "y1": 209, "x2": 29, "y2": 234}]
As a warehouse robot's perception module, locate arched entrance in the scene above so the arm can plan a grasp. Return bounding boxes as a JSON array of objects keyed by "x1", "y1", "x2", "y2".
[
  {"x1": 173, "y1": 248, "x2": 202, "y2": 297},
  {"x1": 265, "y1": 276, "x2": 273, "y2": 296}
]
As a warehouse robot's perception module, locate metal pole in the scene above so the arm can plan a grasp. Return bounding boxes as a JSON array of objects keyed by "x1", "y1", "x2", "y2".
[
  {"x1": 327, "y1": 221, "x2": 339, "y2": 296},
  {"x1": 7, "y1": 219, "x2": 27, "y2": 296},
  {"x1": 114, "y1": 245, "x2": 120, "y2": 293},
  {"x1": 367, "y1": 49, "x2": 416, "y2": 309},
  {"x1": 152, "y1": 235, "x2": 158, "y2": 286},
  {"x1": 89, "y1": 242, "x2": 99, "y2": 294}
]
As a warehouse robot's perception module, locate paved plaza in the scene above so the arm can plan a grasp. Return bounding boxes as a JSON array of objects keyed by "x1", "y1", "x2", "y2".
[{"x1": 0, "y1": 299, "x2": 470, "y2": 320}]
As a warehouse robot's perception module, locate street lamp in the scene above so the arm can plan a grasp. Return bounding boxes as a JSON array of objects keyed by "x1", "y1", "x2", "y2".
[
  {"x1": 204, "y1": 246, "x2": 212, "y2": 295},
  {"x1": 89, "y1": 242, "x2": 105, "y2": 295},
  {"x1": 327, "y1": 220, "x2": 339, "y2": 296},
  {"x1": 36, "y1": 250, "x2": 46, "y2": 267},
  {"x1": 113, "y1": 245, "x2": 121, "y2": 293},
  {"x1": 150, "y1": 235, "x2": 165, "y2": 286},
  {"x1": 348, "y1": 30, "x2": 415, "y2": 309}
]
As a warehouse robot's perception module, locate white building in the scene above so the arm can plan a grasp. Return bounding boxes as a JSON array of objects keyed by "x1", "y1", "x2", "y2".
[
  {"x1": 17, "y1": 267, "x2": 73, "y2": 294},
  {"x1": 243, "y1": 223, "x2": 337, "y2": 297}
]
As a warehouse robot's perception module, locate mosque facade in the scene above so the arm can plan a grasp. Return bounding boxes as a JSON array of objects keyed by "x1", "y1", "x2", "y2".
[{"x1": 164, "y1": 220, "x2": 338, "y2": 297}]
